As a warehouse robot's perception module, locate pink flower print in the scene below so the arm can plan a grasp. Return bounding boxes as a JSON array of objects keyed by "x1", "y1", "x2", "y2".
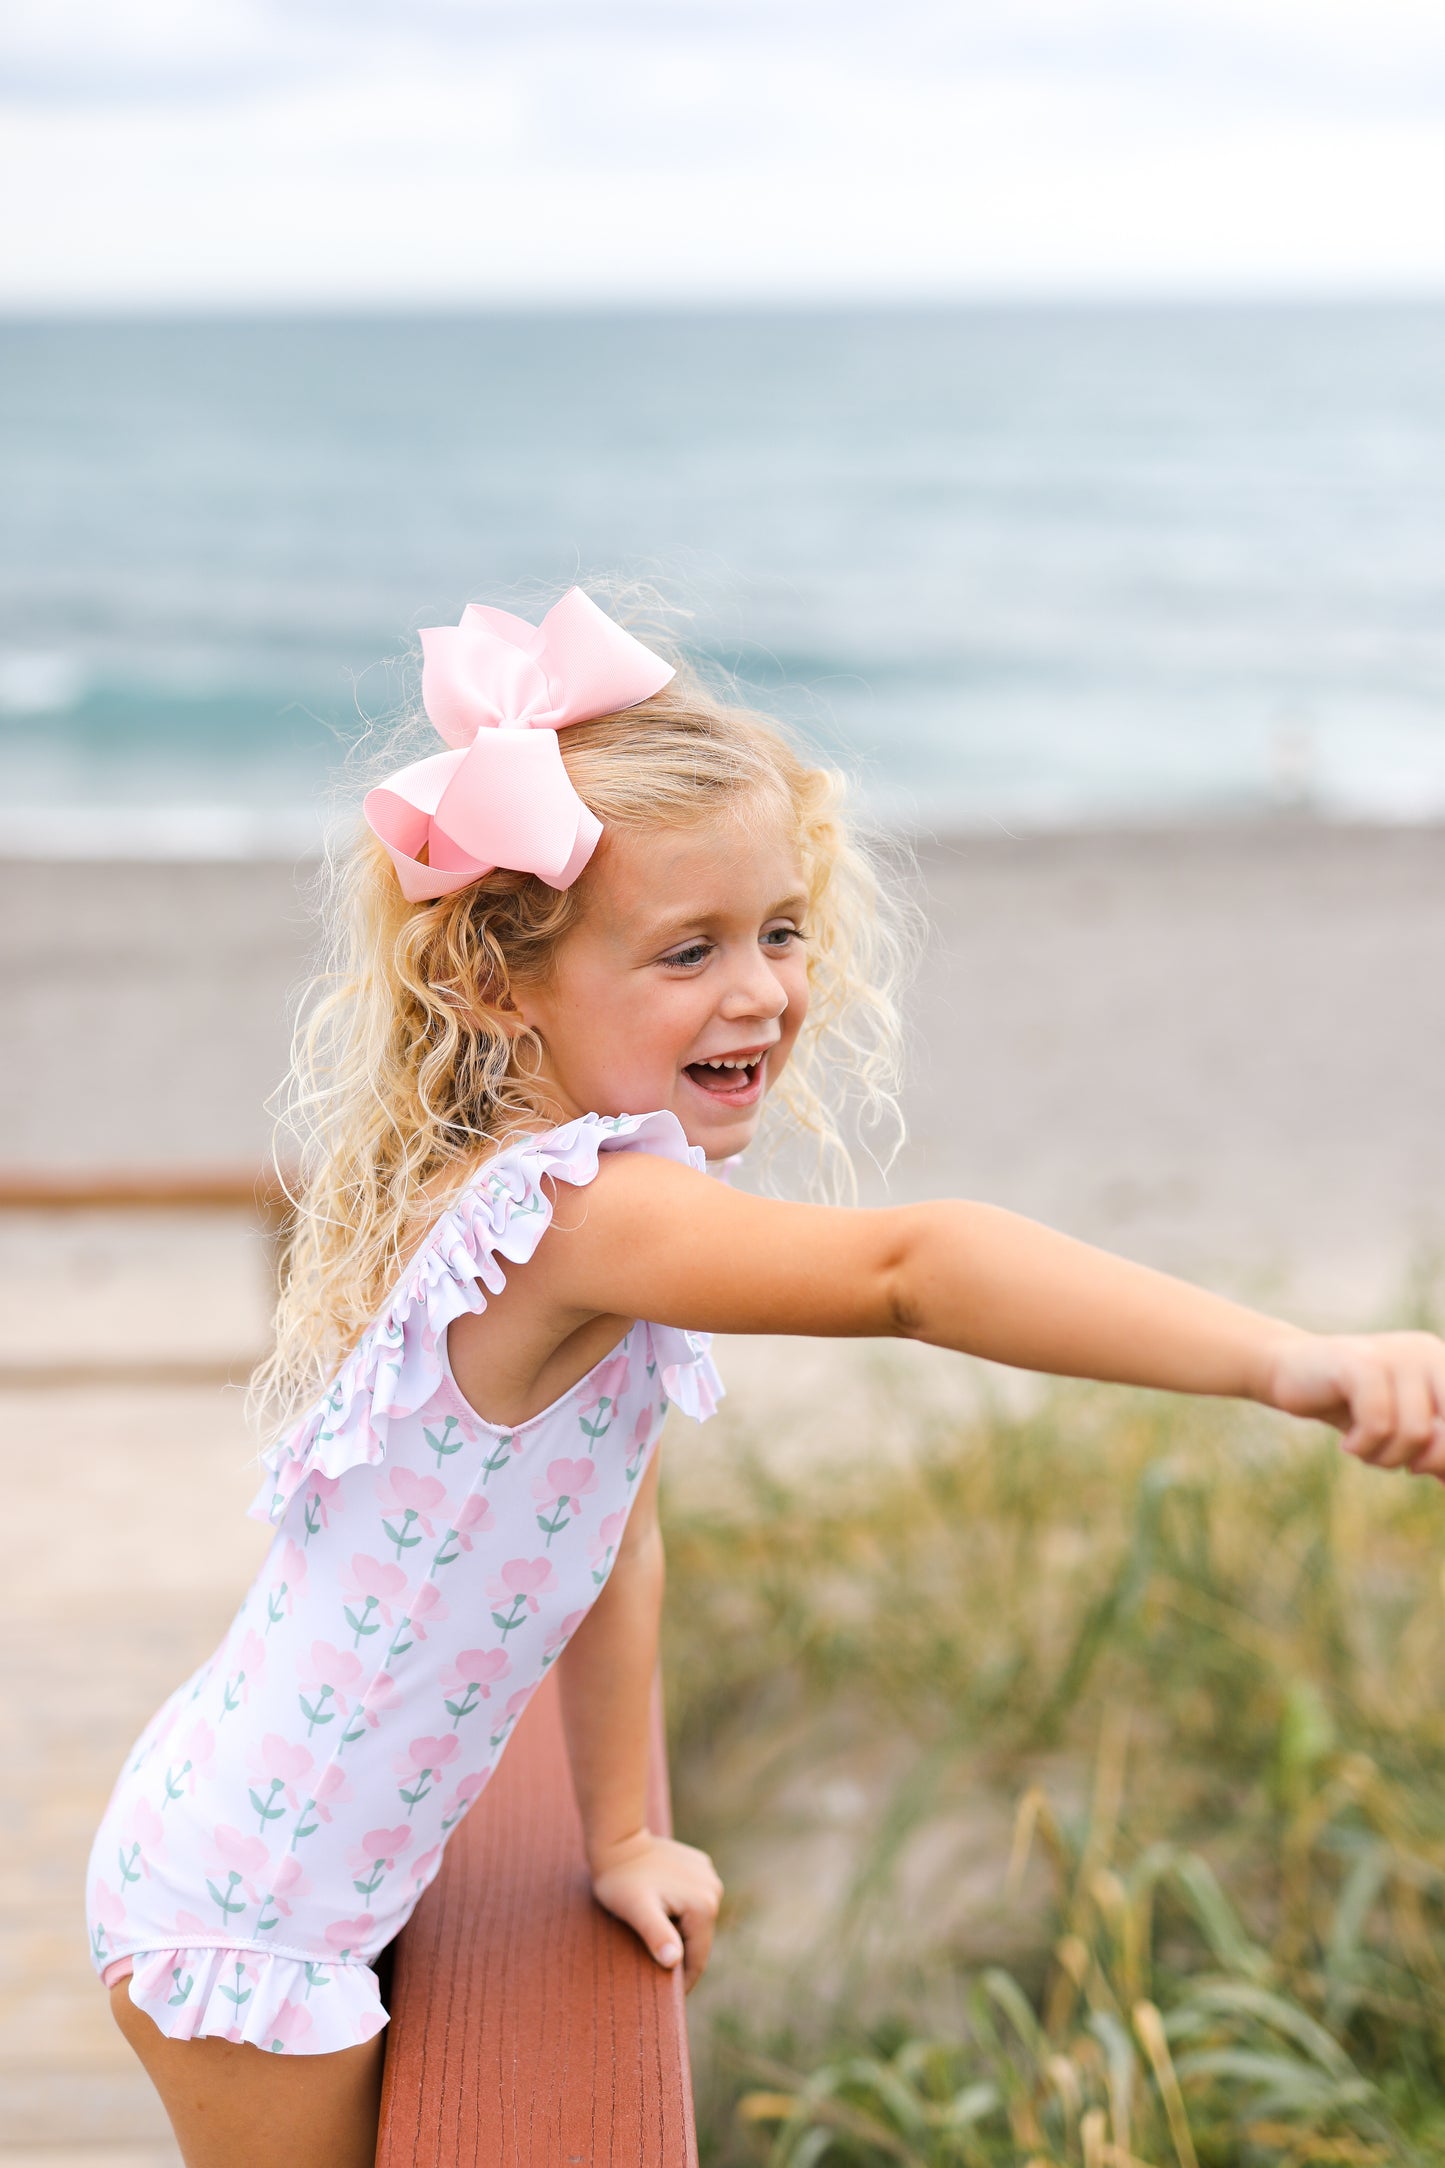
[
  {"x1": 89, "y1": 1878, "x2": 127, "y2": 1965},
  {"x1": 489, "y1": 1685, "x2": 533, "y2": 1752},
  {"x1": 220, "y1": 1630, "x2": 266, "y2": 1721},
  {"x1": 264, "y1": 1999, "x2": 314, "y2": 2054},
  {"x1": 589, "y1": 1510, "x2": 628, "y2": 1584},
  {"x1": 340, "y1": 1668, "x2": 399, "y2": 1749},
  {"x1": 341, "y1": 1552, "x2": 409, "y2": 1646},
  {"x1": 206, "y1": 1825, "x2": 270, "y2": 1923},
  {"x1": 349, "y1": 1824, "x2": 412, "y2": 1898},
  {"x1": 579, "y1": 1351, "x2": 631, "y2": 1437},
  {"x1": 256, "y1": 1852, "x2": 309, "y2": 1932},
  {"x1": 264, "y1": 1538, "x2": 308, "y2": 1629},
  {"x1": 296, "y1": 1640, "x2": 364, "y2": 1736},
  {"x1": 174, "y1": 1908, "x2": 208, "y2": 1937},
  {"x1": 162, "y1": 1718, "x2": 214, "y2": 1805},
  {"x1": 433, "y1": 1489, "x2": 494, "y2": 1568},
  {"x1": 407, "y1": 1580, "x2": 449, "y2": 1640},
  {"x1": 542, "y1": 1607, "x2": 590, "y2": 1669},
  {"x1": 376, "y1": 1468, "x2": 447, "y2": 1558},
  {"x1": 293, "y1": 1759, "x2": 353, "y2": 1845},
  {"x1": 382, "y1": 1579, "x2": 449, "y2": 1666},
  {"x1": 532, "y1": 1456, "x2": 597, "y2": 1545},
  {"x1": 487, "y1": 1557, "x2": 556, "y2": 1638},
  {"x1": 410, "y1": 1843, "x2": 442, "y2": 1891},
  {"x1": 627, "y1": 1404, "x2": 654, "y2": 1481},
  {"x1": 393, "y1": 1733, "x2": 461, "y2": 1814},
  {"x1": 247, "y1": 1734, "x2": 314, "y2": 1833},
  {"x1": 324, "y1": 1913, "x2": 375, "y2": 1961},
  {"x1": 439, "y1": 1769, "x2": 488, "y2": 1834},
  {"x1": 301, "y1": 1470, "x2": 344, "y2": 1543},
  {"x1": 439, "y1": 1646, "x2": 511, "y2": 1726}
]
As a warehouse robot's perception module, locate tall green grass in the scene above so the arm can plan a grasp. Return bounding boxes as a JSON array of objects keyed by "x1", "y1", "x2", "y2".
[{"x1": 661, "y1": 1378, "x2": 1445, "y2": 2166}]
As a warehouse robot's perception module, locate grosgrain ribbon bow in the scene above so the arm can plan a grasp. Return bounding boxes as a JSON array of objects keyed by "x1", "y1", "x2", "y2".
[{"x1": 363, "y1": 588, "x2": 675, "y2": 900}]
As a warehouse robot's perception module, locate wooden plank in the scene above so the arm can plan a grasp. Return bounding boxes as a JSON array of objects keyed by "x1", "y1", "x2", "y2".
[
  {"x1": 0, "y1": 1168, "x2": 293, "y2": 1223},
  {"x1": 375, "y1": 1665, "x2": 697, "y2": 2168}
]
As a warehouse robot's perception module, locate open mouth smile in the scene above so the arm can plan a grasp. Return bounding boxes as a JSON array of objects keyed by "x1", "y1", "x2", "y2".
[{"x1": 682, "y1": 1049, "x2": 769, "y2": 1107}]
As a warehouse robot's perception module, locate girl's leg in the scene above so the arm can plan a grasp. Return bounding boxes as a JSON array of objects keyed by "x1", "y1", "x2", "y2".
[{"x1": 109, "y1": 1983, "x2": 384, "y2": 2168}]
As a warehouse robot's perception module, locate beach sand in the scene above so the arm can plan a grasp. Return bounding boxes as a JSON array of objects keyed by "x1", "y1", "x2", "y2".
[
  {"x1": 2, "y1": 820, "x2": 1441, "y2": 2157},
  {"x1": 4, "y1": 821, "x2": 1442, "y2": 1316}
]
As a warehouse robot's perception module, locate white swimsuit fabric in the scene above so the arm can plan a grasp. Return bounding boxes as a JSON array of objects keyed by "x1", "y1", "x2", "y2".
[{"x1": 85, "y1": 1110, "x2": 722, "y2": 2055}]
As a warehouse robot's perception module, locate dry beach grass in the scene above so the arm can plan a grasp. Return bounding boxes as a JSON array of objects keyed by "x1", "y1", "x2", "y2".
[{"x1": 662, "y1": 1366, "x2": 1445, "y2": 2166}]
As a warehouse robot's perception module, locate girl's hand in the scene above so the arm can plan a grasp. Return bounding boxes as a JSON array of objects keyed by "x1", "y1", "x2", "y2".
[
  {"x1": 587, "y1": 1827, "x2": 724, "y2": 1992},
  {"x1": 1263, "y1": 1329, "x2": 1445, "y2": 1477}
]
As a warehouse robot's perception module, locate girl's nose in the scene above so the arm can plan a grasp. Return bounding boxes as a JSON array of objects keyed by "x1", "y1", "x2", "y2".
[{"x1": 718, "y1": 947, "x2": 789, "y2": 1023}]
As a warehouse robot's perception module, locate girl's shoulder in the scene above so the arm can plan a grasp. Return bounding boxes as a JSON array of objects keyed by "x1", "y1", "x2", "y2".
[{"x1": 251, "y1": 1108, "x2": 717, "y2": 1525}]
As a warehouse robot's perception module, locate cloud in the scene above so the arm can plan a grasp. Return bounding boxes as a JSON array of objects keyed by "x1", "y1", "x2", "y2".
[{"x1": 3, "y1": 0, "x2": 1445, "y2": 303}]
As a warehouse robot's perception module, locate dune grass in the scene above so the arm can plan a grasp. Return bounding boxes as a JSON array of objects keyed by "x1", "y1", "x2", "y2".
[{"x1": 660, "y1": 1369, "x2": 1445, "y2": 2166}]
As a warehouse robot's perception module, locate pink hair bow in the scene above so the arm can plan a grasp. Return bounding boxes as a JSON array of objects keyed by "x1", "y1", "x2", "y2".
[{"x1": 363, "y1": 588, "x2": 675, "y2": 900}]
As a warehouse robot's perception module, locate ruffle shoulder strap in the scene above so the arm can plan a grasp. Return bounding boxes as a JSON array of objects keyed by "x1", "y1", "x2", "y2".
[{"x1": 251, "y1": 1111, "x2": 722, "y2": 1525}]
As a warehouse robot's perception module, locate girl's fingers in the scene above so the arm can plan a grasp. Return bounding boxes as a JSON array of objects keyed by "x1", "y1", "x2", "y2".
[
  {"x1": 1407, "y1": 1419, "x2": 1445, "y2": 1479},
  {"x1": 1341, "y1": 1355, "x2": 1397, "y2": 1463},
  {"x1": 1392, "y1": 1363, "x2": 1439, "y2": 1470},
  {"x1": 673, "y1": 1893, "x2": 718, "y2": 1990}
]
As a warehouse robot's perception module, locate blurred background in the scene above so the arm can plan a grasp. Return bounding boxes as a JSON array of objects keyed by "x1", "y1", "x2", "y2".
[{"x1": 3, "y1": 5, "x2": 1445, "y2": 2163}]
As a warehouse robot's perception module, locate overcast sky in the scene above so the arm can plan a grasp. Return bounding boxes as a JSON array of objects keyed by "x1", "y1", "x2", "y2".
[{"x1": 5, "y1": 0, "x2": 1445, "y2": 308}]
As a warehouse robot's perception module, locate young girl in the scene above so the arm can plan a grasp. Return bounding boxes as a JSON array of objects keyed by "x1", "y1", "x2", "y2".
[{"x1": 88, "y1": 587, "x2": 1445, "y2": 2167}]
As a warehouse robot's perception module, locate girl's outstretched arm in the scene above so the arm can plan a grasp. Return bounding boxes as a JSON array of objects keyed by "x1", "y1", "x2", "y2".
[{"x1": 541, "y1": 1156, "x2": 1445, "y2": 1476}]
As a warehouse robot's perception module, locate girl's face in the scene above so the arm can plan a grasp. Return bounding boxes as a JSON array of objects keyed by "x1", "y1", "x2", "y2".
[{"x1": 512, "y1": 798, "x2": 811, "y2": 1161}]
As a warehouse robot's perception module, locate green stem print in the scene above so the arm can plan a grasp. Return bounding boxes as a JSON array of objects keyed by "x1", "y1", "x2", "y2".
[
  {"x1": 384, "y1": 1506, "x2": 422, "y2": 1557},
  {"x1": 426, "y1": 1416, "x2": 463, "y2": 1468},
  {"x1": 481, "y1": 1436, "x2": 514, "y2": 1481},
  {"x1": 431, "y1": 1531, "x2": 461, "y2": 1570},
  {"x1": 445, "y1": 1684, "x2": 480, "y2": 1727},
  {"x1": 298, "y1": 1683, "x2": 335, "y2": 1736},
  {"x1": 536, "y1": 1494, "x2": 580, "y2": 1545},
  {"x1": 383, "y1": 1619, "x2": 415, "y2": 1666},
  {"x1": 90, "y1": 1924, "x2": 109, "y2": 1966},
  {"x1": 167, "y1": 1964, "x2": 194, "y2": 2007},
  {"x1": 345, "y1": 1594, "x2": 381, "y2": 1646},
  {"x1": 256, "y1": 1891, "x2": 282, "y2": 1932},
  {"x1": 353, "y1": 1859, "x2": 388, "y2": 1898},
  {"x1": 266, "y1": 1581, "x2": 288, "y2": 1630},
  {"x1": 399, "y1": 1763, "x2": 443, "y2": 1814},
  {"x1": 162, "y1": 1757, "x2": 192, "y2": 1804},
  {"x1": 579, "y1": 1399, "x2": 615, "y2": 1443},
  {"x1": 117, "y1": 1840, "x2": 142, "y2": 1887},
  {"x1": 206, "y1": 1870, "x2": 249, "y2": 1921},
  {"x1": 302, "y1": 1962, "x2": 330, "y2": 1997},
  {"x1": 218, "y1": 1959, "x2": 252, "y2": 2011},
  {"x1": 303, "y1": 1492, "x2": 324, "y2": 1543},
  {"x1": 249, "y1": 1777, "x2": 289, "y2": 1833},
  {"x1": 490, "y1": 1593, "x2": 528, "y2": 1639},
  {"x1": 292, "y1": 1800, "x2": 320, "y2": 1845},
  {"x1": 219, "y1": 1668, "x2": 246, "y2": 1719}
]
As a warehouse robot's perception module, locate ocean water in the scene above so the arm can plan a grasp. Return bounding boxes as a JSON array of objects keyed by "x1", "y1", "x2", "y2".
[{"x1": 2, "y1": 304, "x2": 1443, "y2": 853}]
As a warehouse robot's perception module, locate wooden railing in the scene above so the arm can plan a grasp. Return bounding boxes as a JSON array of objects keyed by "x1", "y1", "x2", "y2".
[
  {"x1": 1, "y1": 1168, "x2": 699, "y2": 2165},
  {"x1": 376, "y1": 1667, "x2": 697, "y2": 2167}
]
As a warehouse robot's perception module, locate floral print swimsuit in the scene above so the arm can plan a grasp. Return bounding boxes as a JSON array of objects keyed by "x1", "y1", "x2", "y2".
[{"x1": 85, "y1": 1111, "x2": 722, "y2": 2056}]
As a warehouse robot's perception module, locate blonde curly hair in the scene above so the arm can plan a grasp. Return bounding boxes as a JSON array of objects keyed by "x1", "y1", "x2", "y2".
[{"x1": 253, "y1": 603, "x2": 917, "y2": 1442}]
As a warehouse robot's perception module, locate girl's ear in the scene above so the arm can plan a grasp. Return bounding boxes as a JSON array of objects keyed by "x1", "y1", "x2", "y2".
[{"x1": 474, "y1": 980, "x2": 546, "y2": 1044}]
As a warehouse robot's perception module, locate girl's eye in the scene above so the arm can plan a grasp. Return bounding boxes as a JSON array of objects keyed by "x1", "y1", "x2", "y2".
[
  {"x1": 661, "y1": 942, "x2": 712, "y2": 970},
  {"x1": 763, "y1": 925, "x2": 803, "y2": 950}
]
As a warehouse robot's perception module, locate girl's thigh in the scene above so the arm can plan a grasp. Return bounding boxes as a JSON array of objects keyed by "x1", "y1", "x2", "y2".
[{"x1": 109, "y1": 1982, "x2": 384, "y2": 2168}]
